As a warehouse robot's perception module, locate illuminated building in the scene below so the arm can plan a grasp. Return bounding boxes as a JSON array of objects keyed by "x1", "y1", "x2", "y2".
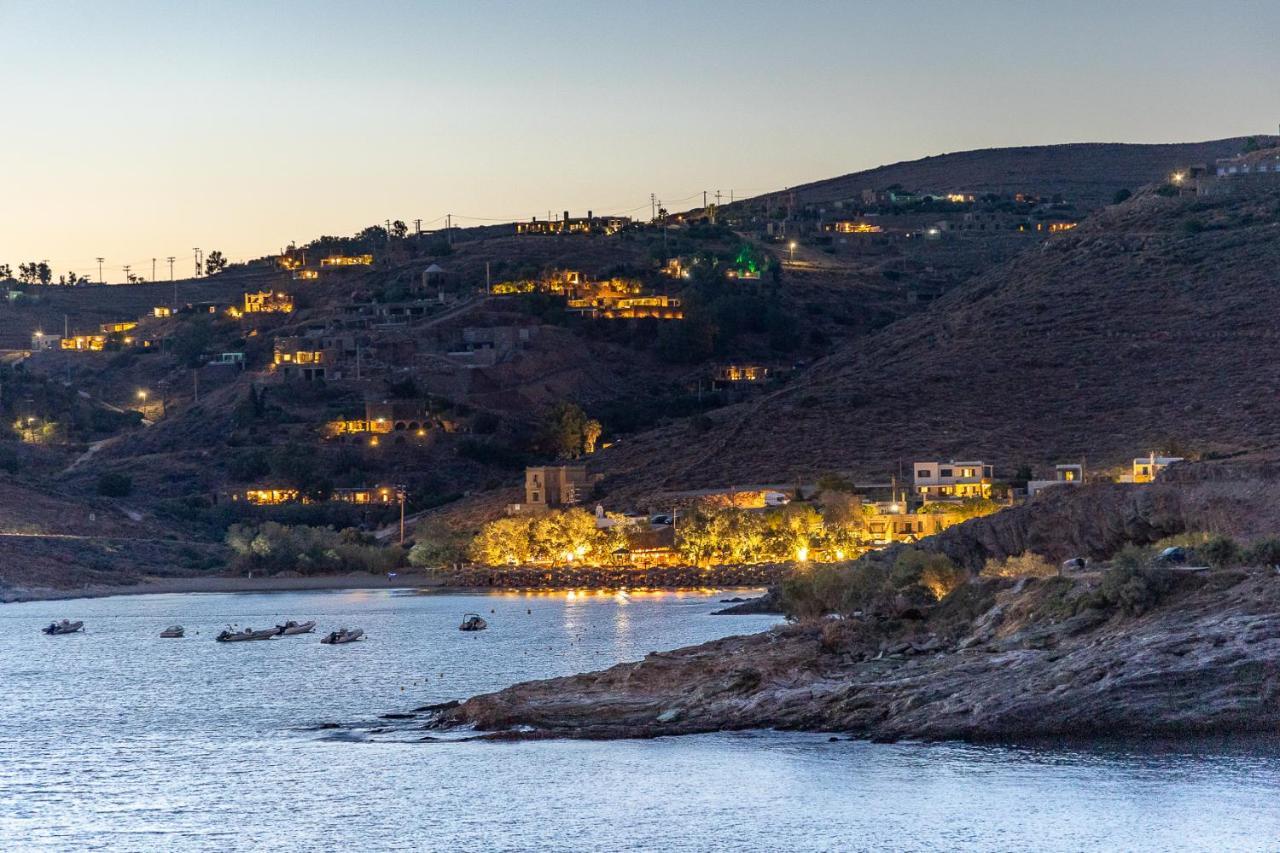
[
  {"x1": 913, "y1": 460, "x2": 994, "y2": 500},
  {"x1": 242, "y1": 290, "x2": 294, "y2": 314},
  {"x1": 320, "y1": 254, "x2": 374, "y2": 267}
]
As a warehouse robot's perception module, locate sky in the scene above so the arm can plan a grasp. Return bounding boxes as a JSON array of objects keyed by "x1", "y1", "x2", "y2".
[{"x1": 2, "y1": 0, "x2": 1278, "y2": 280}]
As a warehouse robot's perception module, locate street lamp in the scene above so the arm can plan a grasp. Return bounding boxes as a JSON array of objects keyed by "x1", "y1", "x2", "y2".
[{"x1": 789, "y1": 241, "x2": 797, "y2": 262}]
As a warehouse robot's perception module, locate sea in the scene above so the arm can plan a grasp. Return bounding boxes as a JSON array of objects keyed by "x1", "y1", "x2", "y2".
[{"x1": 2, "y1": 588, "x2": 1278, "y2": 852}]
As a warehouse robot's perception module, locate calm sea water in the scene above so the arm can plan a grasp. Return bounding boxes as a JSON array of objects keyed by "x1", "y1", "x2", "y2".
[{"x1": 2, "y1": 588, "x2": 1279, "y2": 852}]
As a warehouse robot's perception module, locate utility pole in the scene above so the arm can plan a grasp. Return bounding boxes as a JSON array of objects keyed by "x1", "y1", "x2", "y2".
[
  {"x1": 650, "y1": 193, "x2": 656, "y2": 222},
  {"x1": 192, "y1": 369, "x2": 199, "y2": 403},
  {"x1": 716, "y1": 190, "x2": 723, "y2": 206},
  {"x1": 485, "y1": 261, "x2": 491, "y2": 295},
  {"x1": 122, "y1": 264, "x2": 131, "y2": 283},
  {"x1": 399, "y1": 487, "x2": 407, "y2": 546},
  {"x1": 703, "y1": 190, "x2": 707, "y2": 209},
  {"x1": 414, "y1": 218, "x2": 421, "y2": 235},
  {"x1": 193, "y1": 248, "x2": 201, "y2": 277},
  {"x1": 446, "y1": 214, "x2": 453, "y2": 245},
  {"x1": 167, "y1": 257, "x2": 177, "y2": 308},
  {"x1": 96, "y1": 258, "x2": 104, "y2": 284}
]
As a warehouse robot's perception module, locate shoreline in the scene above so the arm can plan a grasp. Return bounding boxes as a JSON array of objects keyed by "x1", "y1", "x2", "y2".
[{"x1": 0, "y1": 571, "x2": 773, "y2": 605}]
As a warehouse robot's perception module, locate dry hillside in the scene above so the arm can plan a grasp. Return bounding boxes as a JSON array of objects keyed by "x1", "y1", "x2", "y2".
[
  {"x1": 741, "y1": 137, "x2": 1276, "y2": 213},
  {"x1": 595, "y1": 180, "x2": 1280, "y2": 498}
]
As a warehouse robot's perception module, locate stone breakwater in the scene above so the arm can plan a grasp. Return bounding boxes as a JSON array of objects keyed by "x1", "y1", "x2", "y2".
[
  {"x1": 412, "y1": 569, "x2": 1280, "y2": 743},
  {"x1": 435, "y1": 563, "x2": 794, "y2": 591}
]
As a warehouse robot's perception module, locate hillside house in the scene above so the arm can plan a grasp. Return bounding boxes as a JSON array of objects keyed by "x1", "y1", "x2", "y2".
[
  {"x1": 823, "y1": 220, "x2": 883, "y2": 234},
  {"x1": 1214, "y1": 148, "x2": 1280, "y2": 177},
  {"x1": 153, "y1": 306, "x2": 173, "y2": 318},
  {"x1": 30, "y1": 331, "x2": 60, "y2": 351},
  {"x1": 516, "y1": 211, "x2": 631, "y2": 236},
  {"x1": 1126, "y1": 454, "x2": 1184, "y2": 484},
  {"x1": 272, "y1": 336, "x2": 328, "y2": 380},
  {"x1": 60, "y1": 334, "x2": 107, "y2": 352},
  {"x1": 713, "y1": 364, "x2": 769, "y2": 385},
  {"x1": 294, "y1": 270, "x2": 320, "y2": 281},
  {"x1": 327, "y1": 399, "x2": 432, "y2": 438},
  {"x1": 913, "y1": 460, "x2": 993, "y2": 500},
  {"x1": 320, "y1": 254, "x2": 373, "y2": 267},
  {"x1": 101, "y1": 321, "x2": 138, "y2": 335},
  {"x1": 509, "y1": 465, "x2": 592, "y2": 513},
  {"x1": 1027, "y1": 463, "x2": 1084, "y2": 498},
  {"x1": 210, "y1": 352, "x2": 245, "y2": 367},
  {"x1": 331, "y1": 485, "x2": 403, "y2": 505},
  {"x1": 242, "y1": 290, "x2": 294, "y2": 314},
  {"x1": 863, "y1": 505, "x2": 959, "y2": 546}
]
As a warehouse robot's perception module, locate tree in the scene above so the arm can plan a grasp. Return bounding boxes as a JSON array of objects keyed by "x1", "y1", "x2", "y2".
[
  {"x1": 0, "y1": 264, "x2": 11, "y2": 281},
  {"x1": 171, "y1": 317, "x2": 213, "y2": 367},
  {"x1": 205, "y1": 250, "x2": 228, "y2": 276},
  {"x1": 536, "y1": 402, "x2": 599, "y2": 459},
  {"x1": 582, "y1": 419, "x2": 602, "y2": 454},
  {"x1": 391, "y1": 220, "x2": 408, "y2": 240}
]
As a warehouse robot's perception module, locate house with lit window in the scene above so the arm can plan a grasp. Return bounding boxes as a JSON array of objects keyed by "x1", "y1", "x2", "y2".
[
  {"x1": 913, "y1": 460, "x2": 993, "y2": 500},
  {"x1": 272, "y1": 336, "x2": 328, "y2": 380},
  {"x1": 241, "y1": 290, "x2": 294, "y2": 315},
  {"x1": 1125, "y1": 454, "x2": 1184, "y2": 484},
  {"x1": 1027, "y1": 463, "x2": 1085, "y2": 498},
  {"x1": 516, "y1": 211, "x2": 631, "y2": 236},
  {"x1": 713, "y1": 364, "x2": 769, "y2": 385},
  {"x1": 823, "y1": 220, "x2": 884, "y2": 234},
  {"x1": 320, "y1": 254, "x2": 373, "y2": 267}
]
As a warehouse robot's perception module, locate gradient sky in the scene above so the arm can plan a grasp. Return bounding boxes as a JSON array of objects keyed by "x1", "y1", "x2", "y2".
[{"x1": 3, "y1": 0, "x2": 1278, "y2": 280}]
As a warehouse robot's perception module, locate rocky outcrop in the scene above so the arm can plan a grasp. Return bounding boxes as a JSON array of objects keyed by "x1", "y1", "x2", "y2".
[{"x1": 420, "y1": 569, "x2": 1280, "y2": 742}]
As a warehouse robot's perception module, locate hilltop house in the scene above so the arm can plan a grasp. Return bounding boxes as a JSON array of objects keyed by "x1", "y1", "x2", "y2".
[
  {"x1": 913, "y1": 460, "x2": 993, "y2": 500},
  {"x1": 272, "y1": 336, "x2": 328, "y2": 380},
  {"x1": 516, "y1": 211, "x2": 631, "y2": 236},
  {"x1": 320, "y1": 254, "x2": 373, "y2": 267},
  {"x1": 30, "y1": 331, "x2": 61, "y2": 351}
]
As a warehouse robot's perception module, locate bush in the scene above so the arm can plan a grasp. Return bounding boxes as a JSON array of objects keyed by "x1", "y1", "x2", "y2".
[
  {"x1": 1111, "y1": 544, "x2": 1150, "y2": 571},
  {"x1": 891, "y1": 548, "x2": 966, "y2": 600},
  {"x1": 225, "y1": 522, "x2": 401, "y2": 575},
  {"x1": 1244, "y1": 537, "x2": 1280, "y2": 567},
  {"x1": 1199, "y1": 535, "x2": 1240, "y2": 569},
  {"x1": 1094, "y1": 564, "x2": 1174, "y2": 615},
  {"x1": 983, "y1": 552, "x2": 1058, "y2": 579},
  {"x1": 96, "y1": 472, "x2": 133, "y2": 497},
  {"x1": 1112, "y1": 188, "x2": 1132, "y2": 205}
]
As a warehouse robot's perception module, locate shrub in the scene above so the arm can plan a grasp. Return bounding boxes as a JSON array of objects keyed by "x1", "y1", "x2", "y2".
[
  {"x1": 96, "y1": 472, "x2": 133, "y2": 497},
  {"x1": 983, "y1": 552, "x2": 1058, "y2": 579},
  {"x1": 891, "y1": 548, "x2": 966, "y2": 600},
  {"x1": 1112, "y1": 188, "x2": 1132, "y2": 205},
  {"x1": 1199, "y1": 535, "x2": 1241, "y2": 569},
  {"x1": 1094, "y1": 564, "x2": 1174, "y2": 615},
  {"x1": 1111, "y1": 544, "x2": 1150, "y2": 571},
  {"x1": 1243, "y1": 538, "x2": 1280, "y2": 567}
]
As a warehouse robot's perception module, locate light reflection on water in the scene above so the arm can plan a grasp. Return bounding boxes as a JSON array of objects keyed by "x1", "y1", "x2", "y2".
[{"x1": 1, "y1": 588, "x2": 1278, "y2": 852}]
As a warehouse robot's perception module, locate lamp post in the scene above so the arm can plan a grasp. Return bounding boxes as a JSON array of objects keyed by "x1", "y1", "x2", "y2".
[{"x1": 789, "y1": 241, "x2": 797, "y2": 262}]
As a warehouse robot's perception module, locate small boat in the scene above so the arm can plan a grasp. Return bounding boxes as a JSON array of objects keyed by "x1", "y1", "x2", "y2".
[
  {"x1": 275, "y1": 620, "x2": 316, "y2": 636},
  {"x1": 160, "y1": 625, "x2": 185, "y2": 638},
  {"x1": 42, "y1": 619, "x2": 84, "y2": 635},
  {"x1": 320, "y1": 627, "x2": 364, "y2": 645},
  {"x1": 215, "y1": 627, "x2": 276, "y2": 643},
  {"x1": 459, "y1": 613, "x2": 487, "y2": 632}
]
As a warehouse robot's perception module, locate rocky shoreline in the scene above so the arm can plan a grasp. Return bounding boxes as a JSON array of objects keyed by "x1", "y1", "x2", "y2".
[{"x1": 415, "y1": 568, "x2": 1280, "y2": 743}]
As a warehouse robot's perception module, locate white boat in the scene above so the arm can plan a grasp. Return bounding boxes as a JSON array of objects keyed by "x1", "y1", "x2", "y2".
[
  {"x1": 275, "y1": 620, "x2": 316, "y2": 636},
  {"x1": 459, "y1": 613, "x2": 487, "y2": 632},
  {"x1": 42, "y1": 620, "x2": 84, "y2": 635},
  {"x1": 320, "y1": 627, "x2": 364, "y2": 645},
  {"x1": 160, "y1": 625, "x2": 185, "y2": 638},
  {"x1": 216, "y1": 627, "x2": 276, "y2": 643}
]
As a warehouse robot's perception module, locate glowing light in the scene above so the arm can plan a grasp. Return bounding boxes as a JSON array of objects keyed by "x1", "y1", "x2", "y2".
[{"x1": 795, "y1": 545, "x2": 809, "y2": 562}]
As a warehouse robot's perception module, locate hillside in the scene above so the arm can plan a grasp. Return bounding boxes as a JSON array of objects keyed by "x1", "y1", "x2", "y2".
[
  {"x1": 593, "y1": 179, "x2": 1280, "y2": 499},
  {"x1": 739, "y1": 137, "x2": 1276, "y2": 214}
]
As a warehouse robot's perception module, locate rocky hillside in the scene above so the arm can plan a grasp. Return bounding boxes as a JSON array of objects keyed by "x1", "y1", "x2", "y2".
[
  {"x1": 596, "y1": 180, "x2": 1280, "y2": 497},
  {"x1": 740, "y1": 137, "x2": 1277, "y2": 213}
]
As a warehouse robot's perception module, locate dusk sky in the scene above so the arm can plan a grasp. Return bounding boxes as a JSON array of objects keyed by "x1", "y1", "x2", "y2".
[{"x1": 3, "y1": 0, "x2": 1278, "y2": 279}]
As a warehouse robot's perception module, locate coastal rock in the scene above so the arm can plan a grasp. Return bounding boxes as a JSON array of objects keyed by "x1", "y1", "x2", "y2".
[{"x1": 427, "y1": 571, "x2": 1280, "y2": 743}]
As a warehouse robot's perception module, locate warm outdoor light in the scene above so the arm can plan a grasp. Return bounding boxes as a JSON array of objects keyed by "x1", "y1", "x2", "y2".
[
  {"x1": 137, "y1": 390, "x2": 148, "y2": 402},
  {"x1": 788, "y1": 240, "x2": 797, "y2": 261}
]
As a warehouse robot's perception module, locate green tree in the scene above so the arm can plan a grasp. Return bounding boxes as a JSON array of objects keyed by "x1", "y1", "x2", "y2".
[{"x1": 205, "y1": 250, "x2": 228, "y2": 276}]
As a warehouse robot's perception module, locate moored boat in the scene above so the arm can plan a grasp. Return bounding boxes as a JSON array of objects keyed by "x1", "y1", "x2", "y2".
[
  {"x1": 275, "y1": 620, "x2": 316, "y2": 636},
  {"x1": 216, "y1": 627, "x2": 277, "y2": 643},
  {"x1": 160, "y1": 625, "x2": 185, "y2": 638},
  {"x1": 42, "y1": 619, "x2": 84, "y2": 635},
  {"x1": 320, "y1": 627, "x2": 364, "y2": 645},
  {"x1": 459, "y1": 613, "x2": 487, "y2": 632}
]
